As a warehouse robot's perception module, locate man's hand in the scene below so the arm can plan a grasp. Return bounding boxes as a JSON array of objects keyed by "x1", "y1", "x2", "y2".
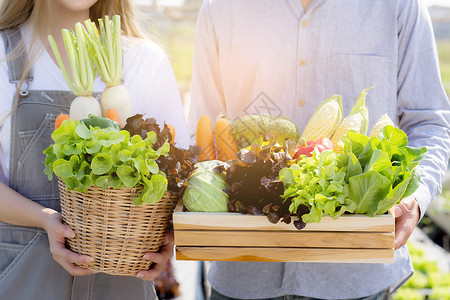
[
  {"x1": 136, "y1": 230, "x2": 174, "y2": 281},
  {"x1": 394, "y1": 196, "x2": 420, "y2": 250}
]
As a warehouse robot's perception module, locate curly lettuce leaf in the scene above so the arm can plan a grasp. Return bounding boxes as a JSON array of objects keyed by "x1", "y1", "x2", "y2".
[
  {"x1": 43, "y1": 118, "x2": 170, "y2": 204},
  {"x1": 280, "y1": 150, "x2": 351, "y2": 223}
]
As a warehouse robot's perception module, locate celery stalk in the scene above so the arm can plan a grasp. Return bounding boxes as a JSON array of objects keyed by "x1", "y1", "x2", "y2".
[
  {"x1": 47, "y1": 35, "x2": 77, "y2": 95},
  {"x1": 98, "y1": 19, "x2": 112, "y2": 77},
  {"x1": 104, "y1": 16, "x2": 116, "y2": 85},
  {"x1": 99, "y1": 19, "x2": 108, "y2": 55},
  {"x1": 62, "y1": 29, "x2": 83, "y2": 94},
  {"x1": 75, "y1": 23, "x2": 88, "y2": 92},
  {"x1": 113, "y1": 15, "x2": 122, "y2": 85},
  {"x1": 84, "y1": 20, "x2": 112, "y2": 83},
  {"x1": 85, "y1": 16, "x2": 123, "y2": 87},
  {"x1": 79, "y1": 25, "x2": 95, "y2": 94},
  {"x1": 48, "y1": 25, "x2": 94, "y2": 97}
]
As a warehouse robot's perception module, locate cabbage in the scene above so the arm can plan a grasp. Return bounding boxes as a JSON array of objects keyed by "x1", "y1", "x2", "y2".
[{"x1": 182, "y1": 160, "x2": 229, "y2": 212}]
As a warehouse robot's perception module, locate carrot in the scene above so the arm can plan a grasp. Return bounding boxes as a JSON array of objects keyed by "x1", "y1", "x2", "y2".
[
  {"x1": 215, "y1": 116, "x2": 239, "y2": 161},
  {"x1": 197, "y1": 115, "x2": 217, "y2": 161},
  {"x1": 166, "y1": 124, "x2": 176, "y2": 144},
  {"x1": 106, "y1": 108, "x2": 122, "y2": 128},
  {"x1": 55, "y1": 113, "x2": 70, "y2": 129}
]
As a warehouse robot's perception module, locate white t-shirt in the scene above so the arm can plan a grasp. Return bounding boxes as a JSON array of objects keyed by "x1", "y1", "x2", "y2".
[{"x1": 0, "y1": 26, "x2": 191, "y2": 184}]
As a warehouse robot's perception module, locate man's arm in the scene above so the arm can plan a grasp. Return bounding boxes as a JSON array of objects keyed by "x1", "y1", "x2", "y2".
[{"x1": 395, "y1": 0, "x2": 450, "y2": 247}]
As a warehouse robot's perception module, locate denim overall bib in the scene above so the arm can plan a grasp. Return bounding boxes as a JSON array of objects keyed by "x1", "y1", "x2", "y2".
[{"x1": 0, "y1": 28, "x2": 157, "y2": 300}]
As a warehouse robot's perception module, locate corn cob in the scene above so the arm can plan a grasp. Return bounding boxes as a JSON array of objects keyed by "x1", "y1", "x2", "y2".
[
  {"x1": 369, "y1": 113, "x2": 394, "y2": 138},
  {"x1": 300, "y1": 95, "x2": 343, "y2": 141},
  {"x1": 332, "y1": 108, "x2": 369, "y2": 152},
  {"x1": 331, "y1": 88, "x2": 371, "y2": 150}
]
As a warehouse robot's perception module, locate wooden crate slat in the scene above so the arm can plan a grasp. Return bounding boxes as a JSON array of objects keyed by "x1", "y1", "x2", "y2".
[
  {"x1": 175, "y1": 246, "x2": 395, "y2": 263},
  {"x1": 175, "y1": 246, "x2": 394, "y2": 264},
  {"x1": 174, "y1": 230, "x2": 394, "y2": 249},
  {"x1": 173, "y1": 212, "x2": 394, "y2": 232},
  {"x1": 173, "y1": 209, "x2": 395, "y2": 263}
]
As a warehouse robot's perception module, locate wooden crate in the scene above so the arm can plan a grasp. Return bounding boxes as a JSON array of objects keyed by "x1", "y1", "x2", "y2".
[{"x1": 173, "y1": 207, "x2": 395, "y2": 264}]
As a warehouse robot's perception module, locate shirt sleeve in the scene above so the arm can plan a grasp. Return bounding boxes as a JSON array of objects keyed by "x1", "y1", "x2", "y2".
[
  {"x1": 186, "y1": 1, "x2": 227, "y2": 142},
  {"x1": 396, "y1": 0, "x2": 450, "y2": 220}
]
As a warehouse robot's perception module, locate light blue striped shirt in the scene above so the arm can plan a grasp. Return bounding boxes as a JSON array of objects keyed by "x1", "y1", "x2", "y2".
[{"x1": 187, "y1": 0, "x2": 450, "y2": 299}]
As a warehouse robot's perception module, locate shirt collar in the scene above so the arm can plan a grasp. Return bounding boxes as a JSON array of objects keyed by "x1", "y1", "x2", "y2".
[{"x1": 284, "y1": 0, "x2": 327, "y2": 20}]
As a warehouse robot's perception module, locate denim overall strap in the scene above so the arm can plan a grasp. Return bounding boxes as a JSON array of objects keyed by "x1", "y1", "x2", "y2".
[
  {"x1": 1, "y1": 29, "x2": 75, "y2": 211},
  {"x1": 1, "y1": 28, "x2": 33, "y2": 91}
]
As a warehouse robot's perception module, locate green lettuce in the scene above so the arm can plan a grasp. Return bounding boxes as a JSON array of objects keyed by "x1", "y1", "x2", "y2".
[
  {"x1": 279, "y1": 125, "x2": 426, "y2": 223},
  {"x1": 43, "y1": 119, "x2": 169, "y2": 205},
  {"x1": 340, "y1": 125, "x2": 426, "y2": 216},
  {"x1": 279, "y1": 150, "x2": 354, "y2": 223}
]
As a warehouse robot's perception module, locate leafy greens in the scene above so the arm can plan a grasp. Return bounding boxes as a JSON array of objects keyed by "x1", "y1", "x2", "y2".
[
  {"x1": 122, "y1": 114, "x2": 201, "y2": 196},
  {"x1": 279, "y1": 125, "x2": 427, "y2": 224},
  {"x1": 279, "y1": 149, "x2": 355, "y2": 224},
  {"x1": 224, "y1": 135, "x2": 296, "y2": 225},
  {"x1": 340, "y1": 125, "x2": 426, "y2": 216},
  {"x1": 43, "y1": 119, "x2": 170, "y2": 205}
]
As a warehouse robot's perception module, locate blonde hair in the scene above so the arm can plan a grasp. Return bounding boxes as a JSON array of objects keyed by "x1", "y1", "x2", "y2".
[{"x1": 0, "y1": 0, "x2": 144, "y2": 121}]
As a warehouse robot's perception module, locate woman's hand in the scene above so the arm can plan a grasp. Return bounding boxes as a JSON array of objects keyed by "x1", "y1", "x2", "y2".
[
  {"x1": 394, "y1": 196, "x2": 420, "y2": 250},
  {"x1": 137, "y1": 230, "x2": 175, "y2": 281},
  {"x1": 43, "y1": 211, "x2": 96, "y2": 276}
]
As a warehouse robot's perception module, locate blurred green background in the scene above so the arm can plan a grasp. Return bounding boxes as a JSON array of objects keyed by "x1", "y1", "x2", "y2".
[{"x1": 438, "y1": 41, "x2": 450, "y2": 95}]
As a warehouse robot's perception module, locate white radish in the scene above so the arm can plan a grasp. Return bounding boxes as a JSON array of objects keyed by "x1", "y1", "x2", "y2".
[
  {"x1": 84, "y1": 15, "x2": 133, "y2": 125},
  {"x1": 69, "y1": 96, "x2": 102, "y2": 120},
  {"x1": 48, "y1": 23, "x2": 101, "y2": 120},
  {"x1": 100, "y1": 85, "x2": 133, "y2": 125}
]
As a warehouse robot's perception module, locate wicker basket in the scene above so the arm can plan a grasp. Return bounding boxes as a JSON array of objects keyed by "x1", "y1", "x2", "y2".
[{"x1": 58, "y1": 180, "x2": 178, "y2": 276}]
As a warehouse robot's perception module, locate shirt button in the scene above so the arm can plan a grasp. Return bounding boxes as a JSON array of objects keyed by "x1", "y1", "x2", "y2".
[
  {"x1": 299, "y1": 59, "x2": 307, "y2": 66},
  {"x1": 298, "y1": 99, "x2": 305, "y2": 106},
  {"x1": 301, "y1": 20, "x2": 308, "y2": 27}
]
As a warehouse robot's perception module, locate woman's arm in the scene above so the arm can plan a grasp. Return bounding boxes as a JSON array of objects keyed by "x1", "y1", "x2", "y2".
[
  {"x1": 0, "y1": 181, "x2": 55, "y2": 227},
  {"x1": 0, "y1": 181, "x2": 96, "y2": 275}
]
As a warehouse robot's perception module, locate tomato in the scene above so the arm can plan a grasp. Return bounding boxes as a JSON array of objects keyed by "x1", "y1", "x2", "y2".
[{"x1": 293, "y1": 138, "x2": 334, "y2": 158}]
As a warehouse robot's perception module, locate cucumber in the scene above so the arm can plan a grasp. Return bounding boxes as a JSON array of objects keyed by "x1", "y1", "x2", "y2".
[{"x1": 80, "y1": 114, "x2": 121, "y2": 130}]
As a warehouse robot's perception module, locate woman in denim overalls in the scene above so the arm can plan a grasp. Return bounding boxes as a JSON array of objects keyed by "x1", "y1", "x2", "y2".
[{"x1": 0, "y1": 1, "x2": 184, "y2": 299}]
